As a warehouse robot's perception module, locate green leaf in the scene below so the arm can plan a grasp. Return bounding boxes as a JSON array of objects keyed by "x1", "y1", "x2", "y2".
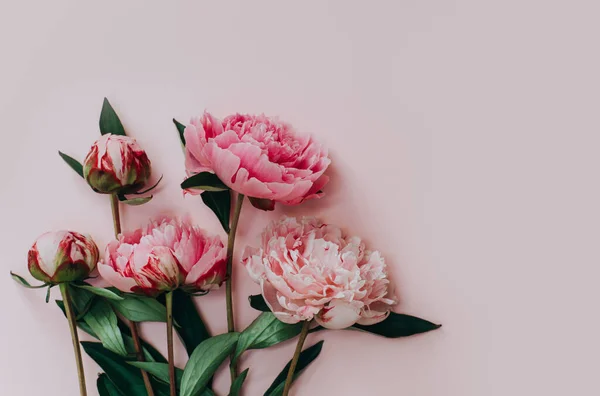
[
  {"x1": 233, "y1": 313, "x2": 302, "y2": 363},
  {"x1": 249, "y1": 294, "x2": 270, "y2": 312},
  {"x1": 55, "y1": 300, "x2": 98, "y2": 337},
  {"x1": 173, "y1": 118, "x2": 186, "y2": 146},
  {"x1": 99, "y1": 98, "x2": 126, "y2": 136},
  {"x1": 201, "y1": 190, "x2": 231, "y2": 233},
  {"x1": 83, "y1": 299, "x2": 128, "y2": 356},
  {"x1": 58, "y1": 151, "x2": 85, "y2": 178},
  {"x1": 180, "y1": 333, "x2": 240, "y2": 396},
  {"x1": 110, "y1": 293, "x2": 167, "y2": 323},
  {"x1": 129, "y1": 362, "x2": 183, "y2": 387},
  {"x1": 352, "y1": 312, "x2": 441, "y2": 338},
  {"x1": 9, "y1": 271, "x2": 48, "y2": 289},
  {"x1": 229, "y1": 368, "x2": 249, "y2": 396},
  {"x1": 97, "y1": 373, "x2": 125, "y2": 396},
  {"x1": 158, "y1": 290, "x2": 211, "y2": 356},
  {"x1": 264, "y1": 341, "x2": 324, "y2": 396},
  {"x1": 73, "y1": 284, "x2": 124, "y2": 300},
  {"x1": 118, "y1": 195, "x2": 153, "y2": 206},
  {"x1": 181, "y1": 172, "x2": 229, "y2": 192},
  {"x1": 68, "y1": 284, "x2": 96, "y2": 319},
  {"x1": 132, "y1": 175, "x2": 163, "y2": 195},
  {"x1": 82, "y1": 342, "x2": 170, "y2": 396}
]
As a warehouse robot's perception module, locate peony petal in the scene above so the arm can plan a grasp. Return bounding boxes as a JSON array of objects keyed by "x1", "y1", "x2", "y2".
[
  {"x1": 314, "y1": 300, "x2": 361, "y2": 330},
  {"x1": 97, "y1": 262, "x2": 137, "y2": 293}
]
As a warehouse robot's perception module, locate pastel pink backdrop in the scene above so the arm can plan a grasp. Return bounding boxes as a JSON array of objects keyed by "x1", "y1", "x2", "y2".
[{"x1": 1, "y1": 1, "x2": 598, "y2": 395}]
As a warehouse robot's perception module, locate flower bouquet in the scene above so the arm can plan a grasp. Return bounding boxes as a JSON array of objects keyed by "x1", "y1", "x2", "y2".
[{"x1": 11, "y1": 99, "x2": 441, "y2": 396}]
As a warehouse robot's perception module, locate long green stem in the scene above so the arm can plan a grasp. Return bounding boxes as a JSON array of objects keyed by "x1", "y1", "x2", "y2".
[
  {"x1": 110, "y1": 193, "x2": 154, "y2": 396},
  {"x1": 282, "y1": 320, "x2": 311, "y2": 396},
  {"x1": 166, "y1": 291, "x2": 176, "y2": 396},
  {"x1": 226, "y1": 193, "x2": 244, "y2": 382},
  {"x1": 60, "y1": 283, "x2": 87, "y2": 396}
]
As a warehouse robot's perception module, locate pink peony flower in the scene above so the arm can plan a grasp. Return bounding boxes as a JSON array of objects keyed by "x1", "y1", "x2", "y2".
[
  {"x1": 28, "y1": 231, "x2": 99, "y2": 283},
  {"x1": 243, "y1": 216, "x2": 397, "y2": 329},
  {"x1": 98, "y1": 218, "x2": 227, "y2": 295},
  {"x1": 184, "y1": 112, "x2": 330, "y2": 205},
  {"x1": 83, "y1": 134, "x2": 152, "y2": 194}
]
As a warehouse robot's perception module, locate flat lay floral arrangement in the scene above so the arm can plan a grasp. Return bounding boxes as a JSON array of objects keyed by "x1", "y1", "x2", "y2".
[{"x1": 11, "y1": 99, "x2": 441, "y2": 396}]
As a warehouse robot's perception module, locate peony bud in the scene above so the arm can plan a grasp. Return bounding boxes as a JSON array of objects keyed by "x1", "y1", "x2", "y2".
[
  {"x1": 28, "y1": 231, "x2": 99, "y2": 283},
  {"x1": 83, "y1": 134, "x2": 152, "y2": 194}
]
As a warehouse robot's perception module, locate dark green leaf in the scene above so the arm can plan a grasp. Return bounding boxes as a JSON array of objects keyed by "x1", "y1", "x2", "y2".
[
  {"x1": 82, "y1": 342, "x2": 170, "y2": 396},
  {"x1": 72, "y1": 284, "x2": 124, "y2": 300},
  {"x1": 9, "y1": 271, "x2": 48, "y2": 289},
  {"x1": 99, "y1": 98, "x2": 126, "y2": 136},
  {"x1": 229, "y1": 368, "x2": 249, "y2": 396},
  {"x1": 83, "y1": 299, "x2": 128, "y2": 356},
  {"x1": 180, "y1": 333, "x2": 240, "y2": 396},
  {"x1": 129, "y1": 362, "x2": 183, "y2": 387},
  {"x1": 352, "y1": 312, "x2": 441, "y2": 338},
  {"x1": 158, "y1": 290, "x2": 210, "y2": 356},
  {"x1": 181, "y1": 172, "x2": 228, "y2": 192},
  {"x1": 201, "y1": 190, "x2": 231, "y2": 233},
  {"x1": 55, "y1": 300, "x2": 98, "y2": 337},
  {"x1": 58, "y1": 151, "x2": 85, "y2": 178},
  {"x1": 110, "y1": 293, "x2": 167, "y2": 323},
  {"x1": 68, "y1": 284, "x2": 96, "y2": 319},
  {"x1": 173, "y1": 118, "x2": 186, "y2": 146},
  {"x1": 249, "y1": 294, "x2": 270, "y2": 312},
  {"x1": 264, "y1": 341, "x2": 324, "y2": 396},
  {"x1": 248, "y1": 197, "x2": 275, "y2": 211},
  {"x1": 132, "y1": 175, "x2": 163, "y2": 195},
  {"x1": 234, "y1": 313, "x2": 302, "y2": 363},
  {"x1": 97, "y1": 373, "x2": 124, "y2": 396},
  {"x1": 118, "y1": 195, "x2": 153, "y2": 206},
  {"x1": 45, "y1": 285, "x2": 53, "y2": 303}
]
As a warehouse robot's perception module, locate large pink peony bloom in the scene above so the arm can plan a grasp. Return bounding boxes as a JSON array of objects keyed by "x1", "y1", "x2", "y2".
[
  {"x1": 98, "y1": 218, "x2": 227, "y2": 295},
  {"x1": 184, "y1": 112, "x2": 330, "y2": 205},
  {"x1": 243, "y1": 216, "x2": 397, "y2": 329}
]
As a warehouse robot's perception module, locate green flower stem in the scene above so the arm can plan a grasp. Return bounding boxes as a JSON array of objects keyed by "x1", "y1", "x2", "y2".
[
  {"x1": 166, "y1": 291, "x2": 176, "y2": 396},
  {"x1": 59, "y1": 283, "x2": 87, "y2": 396},
  {"x1": 282, "y1": 320, "x2": 311, "y2": 396},
  {"x1": 110, "y1": 193, "x2": 155, "y2": 396},
  {"x1": 226, "y1": 193, "x2": 244, "y2": 382}
]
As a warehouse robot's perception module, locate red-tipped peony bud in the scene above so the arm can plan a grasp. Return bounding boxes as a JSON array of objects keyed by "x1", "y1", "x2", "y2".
[
  {"x1": 28, "y1": 231, "x2": 99, "y2": 283},
  {"x1": 83, "y1": 134, "x2": 152, "y2": 194}
]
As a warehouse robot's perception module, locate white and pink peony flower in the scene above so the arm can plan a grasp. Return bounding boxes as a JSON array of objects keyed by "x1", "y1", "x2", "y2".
[
  {"x1": 184, "y1": 112, "x2": 330, "y2": 205},
  {"x1": 28, "y1": 231, "x2": 99, "y2": 283},
  {"x1": 243, "y1": 216, "x2": 397, "y2": 329},
  {"x1": 83, "y1": 134, "x2": 152, "y2": 194},
  {"x1": 98, "y1": 218, "x2": 227, "y2": 295}
]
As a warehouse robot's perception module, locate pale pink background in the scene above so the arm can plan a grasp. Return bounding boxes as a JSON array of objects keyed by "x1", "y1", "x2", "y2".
[{"x1": 1, "y1": 1, "x2": 599, "y2": 395}]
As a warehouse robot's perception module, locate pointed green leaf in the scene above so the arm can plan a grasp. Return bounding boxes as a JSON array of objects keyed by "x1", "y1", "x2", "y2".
[
  {"x1": 249, "y1": 294, "x2": 270, "y2": 312},
  {"x1": 180, "y1": 333, "x2": 240, "y2": 396},
  {"x1": 158, "y1": 290, "x2": 211, "y2": 356},
  {"x1": 118, "y1": 195, "x2": 153, "y2": 206},
  {"x1": 132, "y1": 175, "x2": 163, "y2": 195},
  {"x1": 264, "y1": 341, "x2": 324, "y2": 396},
  {"x1": 201, "y1": 190, "x2": 231, "y2": 233},
  {"x1": 82, "y1": 342, "x2": 171, "y2": 396},
  {"x1": 229, "y1": 368, "x2": 249, "y2": 396},
  {"x1": 110, "y1": 293, "x2": 167, "y2": 323},
  {"x1": 352, "y1": 312, "x2": 441, "y2": 338},
  {"x1": 173, "y1": 118, "x2": 186, "y2": 146},
  {"x1": 83, "y1": 299, "x2": 128, "y2": 356},
  {"x1": 97, "y1": 373, "x2": 125, "y2": 396},
  {"x1": 56, "y1": 300, "x2": 98, "y2": 337},
  {"x1": 234, "y1": 313, "x2": 302, "y2": 363},
  {"x1": 58, "y1": 151, "x2": 85, "y2": 178},
  {"x1": 73, "y1": 284, "x2": 124, "y2": 300},
  {"x1": 100, "y1": 98, "x2": 126, "y2": 136},
  {"x1": 10, "y1": 271, "x2": 48, "y2": 289},
  {"x1": 128, "y1": 362, "x2": 183, "y2": 387},
  {"x1": 68, "y1": 284, "x2": 96, "y2": 319},
  {"x1": 181, "y1": 172, "x2": 229, "y2": 192}
]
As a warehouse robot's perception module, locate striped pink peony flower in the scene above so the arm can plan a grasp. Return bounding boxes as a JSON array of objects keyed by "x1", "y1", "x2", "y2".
[
  {"x1": 184, "y1": 112, "x2": 330, "y2": 205},
  {"x1": 98, "y1": 218, "x2": 226, "y2": 295},
  {"x1": 243, "y1": 216, "x2": 397, "y2": 329},
  {"x1": 83, "y1": 134, "x2": 152, "y2": 194},
  {"x1": 28, "y1": 231, "x2": 99, "y2": 283}
]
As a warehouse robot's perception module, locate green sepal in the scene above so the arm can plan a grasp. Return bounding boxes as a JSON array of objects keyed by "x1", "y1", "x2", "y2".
[
  {"x1": 10, "y1": 271, "x2": 48, "y2": 289},
  {"x1": 58, "y1": 151, "x2": 85, "y2": 178},
  {"x1": 117, "y1": 194, "x2": 153, "y2": 206}
]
